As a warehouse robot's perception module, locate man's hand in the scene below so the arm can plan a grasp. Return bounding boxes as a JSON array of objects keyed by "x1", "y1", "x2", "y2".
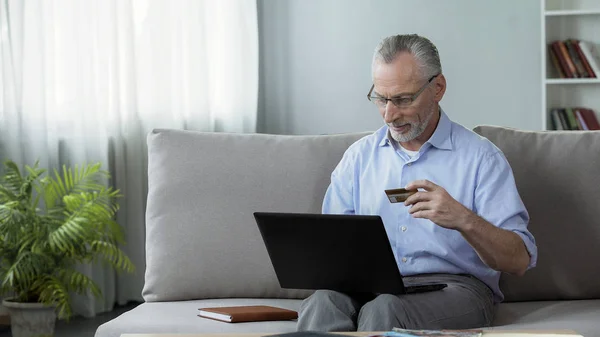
[
  {"x1": 404, "y1": 179, "x2": 473, "y2": 230},
  {"x1": 405, "y1": 179, "x2": 530, "y2": 275}
]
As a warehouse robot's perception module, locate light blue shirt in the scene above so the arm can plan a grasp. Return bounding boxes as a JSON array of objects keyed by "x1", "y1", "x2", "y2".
[{"x1": 322, "y1": 110, "x2": 537, "y2": 303}]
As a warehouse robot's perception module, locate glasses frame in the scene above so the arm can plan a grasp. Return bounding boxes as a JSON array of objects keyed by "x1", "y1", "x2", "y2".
[{"x1": 367, "y1": 74, "x2": 439, "y2": 108}]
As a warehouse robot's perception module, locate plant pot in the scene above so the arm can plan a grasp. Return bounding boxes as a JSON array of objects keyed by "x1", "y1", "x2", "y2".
[{"x1": 2, "y1": 298, "x2": 56, "y2": 337}]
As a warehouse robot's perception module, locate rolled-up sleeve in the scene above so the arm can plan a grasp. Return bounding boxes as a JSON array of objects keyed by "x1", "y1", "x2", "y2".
[{"x1": 474, "y1": 151, "x2": 538, "y2": 270}]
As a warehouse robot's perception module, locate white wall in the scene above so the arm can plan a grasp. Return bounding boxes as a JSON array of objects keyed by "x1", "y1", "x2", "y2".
[{"x1": 257, "y1": 0, "x2": 542, "y2": 135}]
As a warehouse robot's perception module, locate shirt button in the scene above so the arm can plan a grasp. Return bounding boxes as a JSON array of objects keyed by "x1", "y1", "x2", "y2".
[
  {"x1": 402, "y1": 257, "x2": 407, "y2": 263},
  {"x1": 401, "y1": 226, "x2": 407, "y2": 232},
  {"x1": 407, "y1": 163, "x2": 412, "y2": 166}
]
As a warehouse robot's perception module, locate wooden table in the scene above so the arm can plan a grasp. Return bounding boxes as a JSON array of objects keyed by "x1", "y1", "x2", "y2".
[{"x1": 121, "y1": 330, "x2": 581, "y2": 337}]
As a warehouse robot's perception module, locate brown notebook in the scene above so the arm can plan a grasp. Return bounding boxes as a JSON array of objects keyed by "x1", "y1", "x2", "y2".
[{"x1": 197, "y1": 305, "x2": 298, "y2": 323}]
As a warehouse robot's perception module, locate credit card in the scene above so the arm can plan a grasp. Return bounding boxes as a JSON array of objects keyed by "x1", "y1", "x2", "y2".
[{"x1": 384, "y1": 188, "x2": 417, "y2": 203}]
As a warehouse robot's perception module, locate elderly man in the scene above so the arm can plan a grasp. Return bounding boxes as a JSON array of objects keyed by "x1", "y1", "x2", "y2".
[{"x1": 296, "y1": 34, "x2": 537, "y2": 331}]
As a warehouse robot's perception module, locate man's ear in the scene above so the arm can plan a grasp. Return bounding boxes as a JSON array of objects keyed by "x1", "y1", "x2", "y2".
[{"x1": 433, "y1": 74, "x2": 447, "y2": 103}]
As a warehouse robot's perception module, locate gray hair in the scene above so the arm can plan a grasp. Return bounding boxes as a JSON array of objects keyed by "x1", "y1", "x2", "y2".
[{"x1": 372, "y1": 34, "x2": 442, "y2": 80}]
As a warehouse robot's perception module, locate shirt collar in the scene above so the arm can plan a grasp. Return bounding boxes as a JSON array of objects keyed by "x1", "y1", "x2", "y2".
[
  {"x1": 377, "y1": 108, "x2": 453, "y2": 151},
  {"x1": 426, "y1": 108, "x2": 453, "y2": 151},
  {"x1": 378, "y1": 130, "x2": 393, "y2": 147}
]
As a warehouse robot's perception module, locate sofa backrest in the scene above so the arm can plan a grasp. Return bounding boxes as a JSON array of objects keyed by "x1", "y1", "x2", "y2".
[
  {"x1": 142, "y1": 129, "x2": 370, "y2": 302},
  {"x1": 474, "y1": 126, "x2": 600, "y2": 302}
]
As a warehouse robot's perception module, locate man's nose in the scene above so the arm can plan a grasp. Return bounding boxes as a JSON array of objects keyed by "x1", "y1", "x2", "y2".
[{"x1": 383, "y1": 102, "x2": 400, "y2": 124}]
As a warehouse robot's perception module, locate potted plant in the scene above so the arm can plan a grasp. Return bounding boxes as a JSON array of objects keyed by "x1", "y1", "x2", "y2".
[{"x1": 0, "y1": 160, "x2": 134, "y2": 337}]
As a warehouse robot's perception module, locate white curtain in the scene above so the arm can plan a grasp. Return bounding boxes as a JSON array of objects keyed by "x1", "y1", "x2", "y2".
[{"x1": 0, "y1": 0, "x2": 258, "y2": 317}]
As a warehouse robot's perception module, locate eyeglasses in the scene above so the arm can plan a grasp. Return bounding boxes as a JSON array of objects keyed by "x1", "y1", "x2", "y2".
[{"x1": 367, "y1": 74, "x2": 438, "y2": 109}]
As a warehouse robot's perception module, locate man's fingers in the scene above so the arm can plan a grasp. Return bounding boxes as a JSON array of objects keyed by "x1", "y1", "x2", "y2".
[
  {"x1": 411, "y1": 209, "x2": 434, "y2": 219},
  {"x1": 407, "y1": 201, "x2": 432, "y2": 214},
  {"x1": 404, "y1": 192, "x2": 430, "y2": 206},
  {"x1": 406, "y1": 179, "x2": 438, "y2": 192}
]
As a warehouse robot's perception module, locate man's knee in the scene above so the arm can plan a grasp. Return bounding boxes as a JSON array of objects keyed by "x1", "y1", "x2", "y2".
[
  {"x1": 358, "y1": 294, "x2": 411, "y2": 330},
  {"x1": 298, "y1": 290, "x2": 361, "y2": 332},
  {"x1": 301, "y1": 290, "x2": 352, "y2": 312},
  {"x1": 360, "y1": 294, "x2": 407, "y2": 316}
]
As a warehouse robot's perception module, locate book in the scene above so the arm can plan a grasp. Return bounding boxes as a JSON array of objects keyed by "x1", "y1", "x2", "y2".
[
  {"x1": 548, "y1": 45, "x2": 566, "y2": 78},
  {"x1": 551, "y1": 42, "x2": 574, "y2": 78},
  {"x1": 564, "y1": 108, "x2": 580, "y2": 130},
  {"x1": 557, "y1": 109, "x2": 570, "y2": 130},
  {"x1": 578, "y1": 108, "x2": 600, "y2": 130},
  {"x1": 386, "y1": 328, "x2": 582, "y2": 337},
  {"x1": 269, "y1": 332, "x2": 356, "y2": 337},
  {"x1": 197, "y1": 305, "x2": 297, "y2": 323},
  {"x1": 384, "y1": 328, "x2": 483, "y2": 337},
  {"x1": 575, "y1": 109, "x2": 589, "y2": 130},
  {"x1": 557, "y1": 41, "x2": 579, "y2": 78},
  {"x1": 572, "y1": 40, "x2": 596, "y2": 78},
  {"x1": 387, "y1": 328, "x2": 482, "y2": 337},
  {"x1": 551, "y1": 109, "x2": 564, "y2": 130},
  {"x1": 565, "y1": 40, "x2": 588, "y2": 77},
  {"x1": 579, "y1": 41, "x2": 600, "y2": 77},
  {"x1": 481, "y1": 331, "x2": 580, "y2": 337}
]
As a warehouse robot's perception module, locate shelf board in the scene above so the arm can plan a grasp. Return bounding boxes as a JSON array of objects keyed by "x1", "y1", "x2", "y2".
[
  {"x1": 545, "y1": 78, "x2": 600, "y2": 84},
  {"x1": 545, "y1": 9, "x2": 600, "y2": 16}
]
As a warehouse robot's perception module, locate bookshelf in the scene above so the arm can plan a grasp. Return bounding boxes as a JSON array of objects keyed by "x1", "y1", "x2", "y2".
[{"x1": 542, "y1": 0, "x2": 600, "y2": 130}]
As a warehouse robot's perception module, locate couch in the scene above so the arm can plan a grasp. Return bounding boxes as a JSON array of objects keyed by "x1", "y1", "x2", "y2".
[{"x1": 95, "y1": 126, "x2": 600, "y2": 337}]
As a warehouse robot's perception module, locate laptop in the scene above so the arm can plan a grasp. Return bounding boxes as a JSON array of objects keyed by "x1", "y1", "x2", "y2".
[{"x1": 253, "y1": 212, "x2": 447, "y2": 295}]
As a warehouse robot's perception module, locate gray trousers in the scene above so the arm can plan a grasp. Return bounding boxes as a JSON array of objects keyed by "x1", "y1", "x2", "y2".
[{"x1": 297, "y1": 274, "x2": 495, "y2": 331}]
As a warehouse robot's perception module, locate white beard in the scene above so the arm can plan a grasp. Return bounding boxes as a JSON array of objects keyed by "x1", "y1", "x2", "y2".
[{"x1": 389, "y1": 103, "x2": 437, "y2": 143}]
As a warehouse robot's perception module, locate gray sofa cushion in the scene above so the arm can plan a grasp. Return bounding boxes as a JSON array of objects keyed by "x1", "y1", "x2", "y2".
[
  {"x1": 143, "y1": 129, "x2": 370, "y2": 302},
  {"x1": 473, "y1": 126, "x2": 600, "y2": 302},
  {"x1": 490, "y1": 299, "x2": 600, "y2": 337},
  {"x1": 95, "y1": 298, "x2": 600, "y2": 337},
  {"x1": 95, "y1": 299, "x2": 600, "y2": 337},
  {"x1": 94, "y1": 298, "x2": 301, "y2": 337}
]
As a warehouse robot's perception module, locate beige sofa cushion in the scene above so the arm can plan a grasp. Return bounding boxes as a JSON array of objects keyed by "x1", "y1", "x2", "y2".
[
  {"x1": 474, "y1": 126, "x2": 600, "y2": 302},
  {"x1": 142, "y1": 129, "x2": 370, "y2": 302}
]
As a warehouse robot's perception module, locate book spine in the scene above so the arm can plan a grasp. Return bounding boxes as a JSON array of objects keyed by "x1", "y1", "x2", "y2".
[
  {"x1": 558, "y1": 109, "x2": 570, "y2": 130},
  {"x1": 230, "y1": 311, "x2": 298, "y2": 323},
  {"x1": 565, "y1": 40, "x2": 589, "y2": 77},
  {"x1": 548, "y1": 44, "x2": 566, "y2": 78},
  {"x1": 580, "y1": 108, "x2": 600, "y2": 130},
  {"x1": 551, "y1": 42, "x2": 574, "y2": 78},
  {"x1": 572, "y1": 109, "x2": 585, "y2": 130},
  {"x1": 564, "y1": 108, "x2": 580, "y2": 130},
  {"x1": 551, "y1": 109, "x2": 564, "y2": 130},
  {"x1": 575, "y1": 109, "x2": 589, "y2": 130},
  {"x1": 579, "y1": 41, "x2": 600, "y2": 77},
  {"x1": 558, "y1": 41, "x2": 579, "y2": 78},
  {"x1": 573, "y1": 40, "x2": 596, "y2": 78}
]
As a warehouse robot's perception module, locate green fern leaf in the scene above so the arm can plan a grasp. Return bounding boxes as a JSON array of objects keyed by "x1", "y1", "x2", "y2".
[{"x1": 1, "y1": 160, "x2": 132, "y2": 319}]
